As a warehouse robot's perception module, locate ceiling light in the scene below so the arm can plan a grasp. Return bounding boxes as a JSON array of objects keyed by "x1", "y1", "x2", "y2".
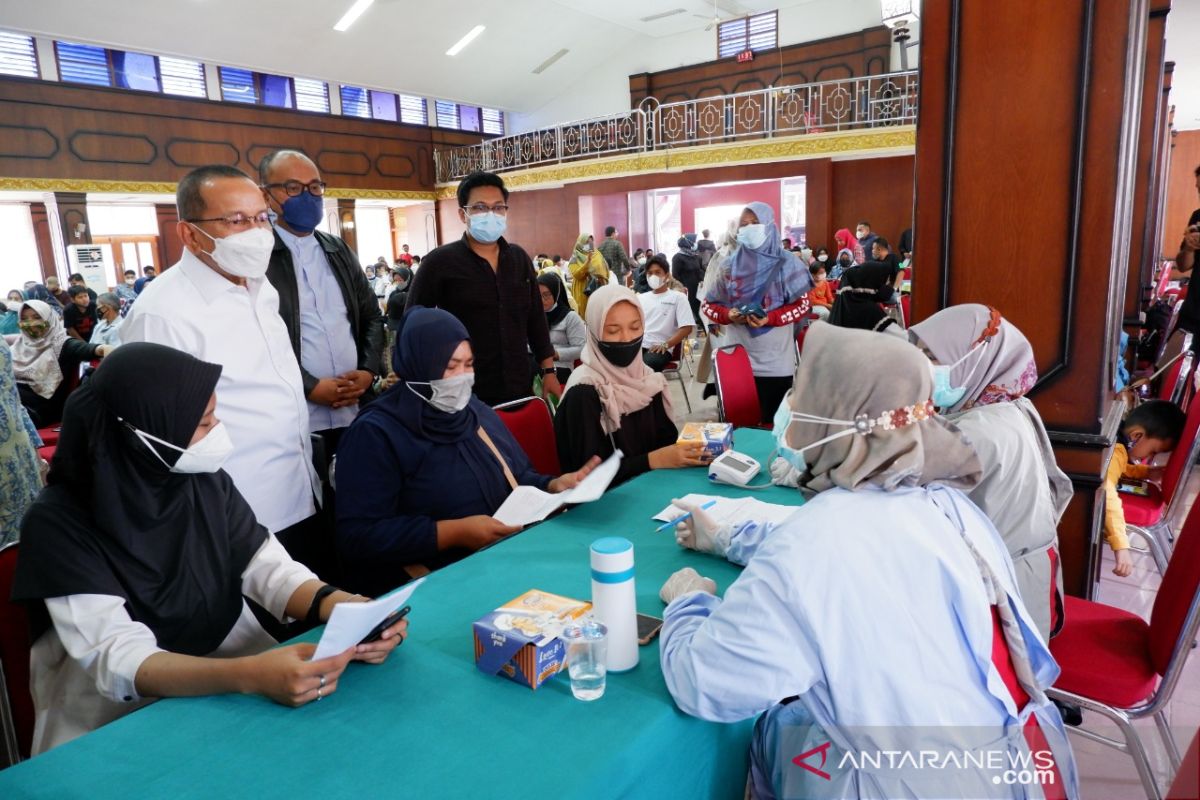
[
  {"x1": 640, "y1": 9, "x2": 687, "y2": 22},
  {"x1": 446, "y1": 25, "x2": 486, "y2": 57},
  {"x1": 532, "y1": 49, "x2": 569, "y2": 75},
  {"x1": 333, "y1": 0, "x2": 375, "y2": 32}
]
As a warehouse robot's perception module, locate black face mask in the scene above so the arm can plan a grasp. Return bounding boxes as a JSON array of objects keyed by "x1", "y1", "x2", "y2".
[{"x1": 597, "y1": 337, "x2": 643, "y2": 367}]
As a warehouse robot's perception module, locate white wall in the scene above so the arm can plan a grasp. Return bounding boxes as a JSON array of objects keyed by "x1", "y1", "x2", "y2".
[
  {"x1": 86, "y1": 204, "x2": 158, "y2": 235},
  {"x1": 0, "y1": 205, "x2": 44, "y2": 291},
  {"x1": 354, "y1": 206, "x2": 393, "y2": 267},
  {"x1": 511, "y1": 0, "x2": 890, "y2": 134}
]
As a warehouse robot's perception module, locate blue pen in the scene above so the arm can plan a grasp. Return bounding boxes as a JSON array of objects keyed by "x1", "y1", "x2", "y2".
[{"x1": 655, "y1": 499, "x2": 718, "y2": 532}]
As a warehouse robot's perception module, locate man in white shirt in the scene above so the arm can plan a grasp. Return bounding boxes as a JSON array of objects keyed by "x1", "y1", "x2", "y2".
[
  {"x1": 91, "y1": 293, "x2": 124, "y2": 348},
  {"x1": 637, "y1": 255, "x2": 694, "y2": 372},
  {"x1": 122, "y1": 164, "x2": 324, "y2": 573}
]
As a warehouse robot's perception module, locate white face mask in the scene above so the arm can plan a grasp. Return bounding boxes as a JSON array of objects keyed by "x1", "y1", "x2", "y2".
[
  {"x1": 817, "y1": 254, "x2": 828, "y2": 263},
  {"x1": 647, "y1": 274, "x2": 665, "y2": 291},
  {"x1": 583, "y1": 243, "x2": 593, "y2": 252},
  {"x1": 126, "y1": 419, "x2": 234, "y2": 474},
  {"x1": 736, "y1": 224, "x2": 768, "y2": 250},
  {"x1": 637, "y1": 257, "x2": 647, "y2": 266},
  {"x1": 189, "y1": 225, "x2": 274, "y2": 279},
  {"x1": 407, "y1": 372, "x2": 475, "y2": 414}
]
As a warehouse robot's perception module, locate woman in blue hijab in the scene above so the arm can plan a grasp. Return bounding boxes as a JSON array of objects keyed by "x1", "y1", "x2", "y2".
[
  {"x1": 703, "y1": 202, "x2": 813, "y2": 423},
  {"x1": 334, "y1": 307, "x2": 598, "y2": 597}
]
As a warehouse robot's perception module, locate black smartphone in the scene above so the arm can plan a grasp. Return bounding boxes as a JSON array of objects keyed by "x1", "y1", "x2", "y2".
[
  {"x1": 360, "y1": 605, "x2": 411, "y2": 644},
  {"x1": 637, "y1": 613, "x2": 664, "y2": 645}
]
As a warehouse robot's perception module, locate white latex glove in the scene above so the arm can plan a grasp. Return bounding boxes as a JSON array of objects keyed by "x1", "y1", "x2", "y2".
[
  {"x1": 671, "y1": 498, "x2": 733, "y2": 557},
  {"x1": 768, "y1": 456, "x2": 804, "y2": 488},
  {"x1": 659, "y1": 567, "x2": 717, "y2": 604}
]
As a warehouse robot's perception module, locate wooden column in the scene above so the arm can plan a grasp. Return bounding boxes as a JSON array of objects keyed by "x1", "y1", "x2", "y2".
[
  {"x1": 28, "y1": 202, "x2": 57, "y2": 280},
  {"x1": 54, "y1": 191, "x2": 91, "y2": 249},
  {"x1": 912, "y1": 0, "x2": 1152, "y2": 598},
  {"x1": 155, "y1": 204, "x2": 183, "y2": 271},
  {"x1": 1123, "y1": 0, "x2": 1173, "y2": 325},
  {"x1": 336, "y1": 198, "x2": 358, "y2": 254}
]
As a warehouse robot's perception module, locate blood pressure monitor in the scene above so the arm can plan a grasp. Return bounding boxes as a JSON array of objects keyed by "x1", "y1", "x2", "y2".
[{"x1": 707, "y1": 450, "x2": 761, "y2": 486}]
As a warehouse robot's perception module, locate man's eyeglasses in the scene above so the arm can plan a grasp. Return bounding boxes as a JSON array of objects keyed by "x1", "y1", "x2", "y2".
[
  {"x1": 462, "y1": 203, "x2": 509, "y2": 216},
  {"x1": 264, "y1": 180, "x2": 327, "y2": 197},
  {"x1": 186, "y1": 211, "x2": 273, "y2": 228}
]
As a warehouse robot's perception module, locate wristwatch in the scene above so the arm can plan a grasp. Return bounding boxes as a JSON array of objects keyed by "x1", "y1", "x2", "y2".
[{"x1": 540, "y1": 367, "x2": 557, "y2": 376}]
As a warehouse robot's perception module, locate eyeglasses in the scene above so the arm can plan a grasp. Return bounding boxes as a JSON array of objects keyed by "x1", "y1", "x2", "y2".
[
  {"x1": 461, "y1": 203, "x2": 509, "y2": 216},
  {"x1": 186, "y1": 211, "x2": 273, "y2": 228},
  {"x1": 264, "y1": 180, "x2": 327, "y2": 197}
]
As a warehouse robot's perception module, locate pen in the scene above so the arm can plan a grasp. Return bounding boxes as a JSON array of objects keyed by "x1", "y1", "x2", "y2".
[{"x1": 655, "y1": 499, "x2": 718, "y2": 532}]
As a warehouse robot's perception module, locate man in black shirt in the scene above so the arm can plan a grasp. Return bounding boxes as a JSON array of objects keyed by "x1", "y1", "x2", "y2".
[
  {"x1": 1171, "y1": 164, "x2": 1200, "y2": 344},
  {"x1": 406, "y1": 171, "x2": 557, "y2": 405}
]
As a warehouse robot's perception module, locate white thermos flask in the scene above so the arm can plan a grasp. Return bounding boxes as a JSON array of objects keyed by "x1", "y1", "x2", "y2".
[{"x1": 590, "y1": 537, "x2": 638, "y2": 672}]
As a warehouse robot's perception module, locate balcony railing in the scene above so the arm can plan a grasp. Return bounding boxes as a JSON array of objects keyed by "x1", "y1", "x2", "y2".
[{"x1": 434, "y1": 70, "x2": 917, "y2": 183}]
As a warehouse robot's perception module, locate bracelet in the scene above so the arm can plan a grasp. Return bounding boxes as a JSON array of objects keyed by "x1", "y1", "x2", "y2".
[
  {"x1": 305, "y1": 584, "x2": 338, "y2": 626},
  {"x1": 541, "y1": 367, "x2": 557, "y2": 376}
]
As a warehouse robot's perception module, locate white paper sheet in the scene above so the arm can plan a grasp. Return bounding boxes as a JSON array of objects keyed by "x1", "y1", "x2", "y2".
[
  {"x1": 311, "y1": 577, "x2": 425, "y2": 661},
  {"x1": 652, "y1": 493, "x2": 800, "y2": 528},
  {"x1": 492, "y1": 451, "x2": 623, "y2": 527}
]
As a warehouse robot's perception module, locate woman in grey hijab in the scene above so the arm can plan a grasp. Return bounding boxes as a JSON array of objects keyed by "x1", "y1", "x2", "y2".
[
  {"x1": 658, "y1": 322, "x2": 1077, "y2": 800},
  {"x1": 908, "y1": 304, "x2": 1072, "y2": 641}
]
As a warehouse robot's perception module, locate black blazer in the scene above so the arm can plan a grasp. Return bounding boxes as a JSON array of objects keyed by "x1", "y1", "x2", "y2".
[{"x1": 266, "y1": 229, "x2": 385, "y2": 399}]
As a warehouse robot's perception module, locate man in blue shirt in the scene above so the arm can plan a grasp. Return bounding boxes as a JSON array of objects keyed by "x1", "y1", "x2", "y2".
[{"x1": 261, "y1": 149, "x2": 384, "y2": 458}]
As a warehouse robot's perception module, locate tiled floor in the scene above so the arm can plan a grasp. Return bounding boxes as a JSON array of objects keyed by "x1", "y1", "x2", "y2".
[{"x1": 661, "y1": 351, "x2": 1200, "y2": 797}]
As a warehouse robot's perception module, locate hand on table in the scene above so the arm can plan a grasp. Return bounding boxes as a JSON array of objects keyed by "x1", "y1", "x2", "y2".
[
  {"x1": 649, "y1": 442, "x2": 710, "y2": 470},
  {"x1": 547, "y1": 455, "x2": 602, "y2": 493},
  {"x1": 450, "y1": 515, "x2": 522, "y2": 551},
  {"x1": 659, "y1": 567, "x2": 717, "y2": 604},
  {"x1": 353, "y1": 616, "x2": 408, "y2": 664},
  {"x1": 671, "y1": 498, "x2": 732, "y2": 557},
  {"x1": 248, "y1": 643, "x2": 354, "y2": 707}
]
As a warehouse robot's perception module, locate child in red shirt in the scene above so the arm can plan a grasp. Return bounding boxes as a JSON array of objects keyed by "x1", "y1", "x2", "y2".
[{"x1": 808, "y1": 262, "x2": 835, "y2": 319}]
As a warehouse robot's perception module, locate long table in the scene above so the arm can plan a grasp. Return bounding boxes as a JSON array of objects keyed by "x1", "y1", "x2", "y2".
[{"x1": 0, "y1": 428, "x2": 802, "y2": 799}]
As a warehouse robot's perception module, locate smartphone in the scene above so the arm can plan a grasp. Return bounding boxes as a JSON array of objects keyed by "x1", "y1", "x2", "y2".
[
  {"x1": 359, "y1": 605, "x2": 411, "y2": 644},
  {"x1": 637, "y1": 613, "x2": 664, "y2": 645},
  {"x1": 738, "y1": 302, "x2": 766, "y2": 319},
  {"x1": 1116, "y1": 482, "x2": 1151, "y2": 497}
]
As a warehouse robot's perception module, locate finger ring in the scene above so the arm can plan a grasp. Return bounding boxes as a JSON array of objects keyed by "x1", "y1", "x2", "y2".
[
  {"x1": 316, "y1": 686, "x2": 322, "y2": 700},
  {"x1": 319, "y1": 674, "x2": 326, "y2": 688}
]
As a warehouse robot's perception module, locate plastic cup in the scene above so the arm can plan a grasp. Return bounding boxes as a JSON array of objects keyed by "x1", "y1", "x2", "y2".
[{"x1": 561, "y1": 620, "x2": 608, "y2": 701}]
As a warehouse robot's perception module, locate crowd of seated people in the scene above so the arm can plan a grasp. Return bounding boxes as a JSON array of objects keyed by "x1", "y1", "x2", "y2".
[{"x1": 9, "y1": 163, "x2": 1198, "y2": 800}]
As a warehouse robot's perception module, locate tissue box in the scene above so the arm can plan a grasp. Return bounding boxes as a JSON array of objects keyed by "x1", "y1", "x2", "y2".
[
  {"x1": 472, "y1": 590, "x2": 591, "y2": 690},
  {"x1": 677, "y1": 422, "x2": 734, "y2": 457}
]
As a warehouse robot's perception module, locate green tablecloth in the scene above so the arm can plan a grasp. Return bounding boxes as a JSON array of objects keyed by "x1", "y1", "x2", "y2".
[{"x1": 0, "y1": 428, "x2": 802, "y2": 799}]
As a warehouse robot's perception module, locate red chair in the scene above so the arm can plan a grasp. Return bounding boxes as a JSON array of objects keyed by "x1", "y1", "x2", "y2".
[
  {"x1": 1123, "y1": 386, "x2": 1200, "y2": 574},
  {"x1": 1157, "y1": 351, "x2": 1191, "y2": 403},
  {"x1": 34, "y1": 428, "x2": 58, "y2": 447},
  {"x1": 1048, "y1": 498, "x2": 1200, "y2": 799},
  {"x1": 713, "y1": 345, "x2": 763, "y2": 428},
  {"x1": 492, "y1": 396, "x2": 561, "y2": 476},
  {"x1": 0, "y1": 542, "x2": 33, "y2": 766},
  {"x1": 900, "y1": 294, "x2": 911, "y2": 328},
  {"x1": 660, "y1": 343, "x2": 692, "y2": 414},
  {"x1": 990, "y1": 610, "x2": 1067, "y2": 799}
]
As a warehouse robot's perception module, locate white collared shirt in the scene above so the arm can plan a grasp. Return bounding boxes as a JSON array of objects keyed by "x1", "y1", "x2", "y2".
[{"x1": 122, "y1": 251, "x2": 318, "y2": 532}]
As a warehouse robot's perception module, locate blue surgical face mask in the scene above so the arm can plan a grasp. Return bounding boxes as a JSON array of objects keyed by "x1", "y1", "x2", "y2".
[
  {"x1": 928, "y1": 339, "x2": 990, "y2": 410},
  {"x1": 468, "y1": 212, "x2": 506, "y2": 244},
  {"x1": 280, "y1": 191, "x2": 324, "y2": 234},
  {"x1": 737, "y1": 224, "x2": 767, "y2": 250}
]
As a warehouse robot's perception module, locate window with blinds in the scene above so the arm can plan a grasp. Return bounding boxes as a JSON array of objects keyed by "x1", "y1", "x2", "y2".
[
  {"x1": 717, "y1": 11, "x2": 778, "y2": 58},
  {"x1": 340, "y1": 85, "x2": 371, "y2": 118},
  {"x1": 294, "y1": 78, "x2": 329, "y2": 113},
  {"x1": 435, "y1": 100, "x2": 460, "y2": 129},
  {"x1": 219, "y1": 67, "x2": 257, "y2": 103},
  {"x1": 399, "y1": 95, "x2": 427, "y2": 125},
  {"x1": 55, "y1": 41, "x2": 111, "y2": 86},
  {"x1": 159, "y1": 56, "x2": 205, "y2": 97},
  {"x1": 0, "y1": 31, "x2": 38, "y2": 78},
  {"x1": 482, "y1": 108, "x2": 504, "y2": 136}
]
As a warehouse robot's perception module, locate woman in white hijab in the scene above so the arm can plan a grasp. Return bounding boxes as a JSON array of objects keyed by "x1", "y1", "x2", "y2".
[
  {"x1": 8, "y1": 300, "x2": 111, "y2": 427},
  {"x1": 658, "y1": 322, "x2": 1077, "y2": 800},
  {"x1": 909, "y1": 304, "x2": 1073, "y2": 641},
  {"x1": 554, "y1": 284, "x2": 708, "y2": 486}
]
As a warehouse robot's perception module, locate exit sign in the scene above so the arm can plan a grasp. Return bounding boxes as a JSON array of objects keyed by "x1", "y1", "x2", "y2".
[{"x1": 736, "y1": 50, "x2": 754, "y2": 63}]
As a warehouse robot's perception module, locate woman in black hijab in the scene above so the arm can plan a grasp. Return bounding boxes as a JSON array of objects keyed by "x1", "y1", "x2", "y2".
[
  {"x1": 671, "y1": 233, "x2": 704, "y2": 326},
  {"x1": 537, "y1": 270, "x2": 586, "y2": 384},
  {"x1": 13, "y1": 343, "x2": 407, "y2": 754},
  {"x1": 828, "y1": 260, "x2": 899, "y2": 331}
]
